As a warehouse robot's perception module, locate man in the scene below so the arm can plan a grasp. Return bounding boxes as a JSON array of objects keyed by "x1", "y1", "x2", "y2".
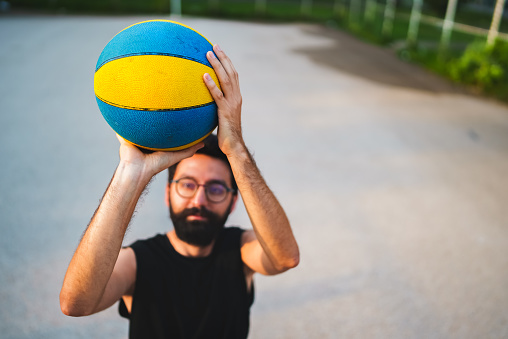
[{"x1": 60, "y1": 44, "x2": 299, "y2": 338}]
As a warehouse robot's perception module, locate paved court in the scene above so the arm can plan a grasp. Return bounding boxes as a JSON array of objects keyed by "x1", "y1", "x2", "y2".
[{"x1": 1, "y1": 14, "x2": 508, "y2": 339}]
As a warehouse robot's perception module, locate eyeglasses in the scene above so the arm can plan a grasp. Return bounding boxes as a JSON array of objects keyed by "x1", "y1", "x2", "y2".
[{"x1": 170, "y1": 177, "x2": 235, "y2": 203}]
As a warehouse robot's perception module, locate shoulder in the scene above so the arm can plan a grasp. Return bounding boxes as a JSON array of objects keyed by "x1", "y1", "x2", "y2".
[
  {"x1": 240, "y1": 229, "x2": 256, "y2": 246},
  {"x1": 240, "y1": 229, "x2": 258, "y2": 254},
  {"x1": 127, "y1": 233, "x2": 167, "y2": 256},
  {"x1": 118, "y1": 234, "x2": 162, "y2": 268},
  {"x1": 128, "y1": 233, "x2": 166, "y2": 248},
  {"x1": 125, "y1": 234, "x2": 171, "y2": 275}
]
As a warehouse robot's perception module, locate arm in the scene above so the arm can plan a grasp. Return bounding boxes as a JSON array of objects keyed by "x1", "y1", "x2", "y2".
[
  {"x1": 232, "y1": 146, "x2": 300, "y2": 275},
  {"x1": 60, "y1": 136, "x2": 202, "y2": 316},
  {"x1": 204, "y1": 45, "x2": 299, "y2": 275}
]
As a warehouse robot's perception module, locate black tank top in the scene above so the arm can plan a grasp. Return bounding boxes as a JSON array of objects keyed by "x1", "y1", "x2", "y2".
[{"x1": 119, "y1": 227, "x2": 254, "y2": 339}]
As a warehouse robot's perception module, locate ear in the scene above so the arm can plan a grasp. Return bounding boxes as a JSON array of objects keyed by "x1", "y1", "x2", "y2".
[{"x1": 165, "y1": 182, "x2": 171, "y2": 208}]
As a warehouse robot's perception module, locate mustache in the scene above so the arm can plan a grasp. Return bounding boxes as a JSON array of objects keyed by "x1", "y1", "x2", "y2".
[{"x1": 178, "y1": 206, "x2": 214, "y2": 219}]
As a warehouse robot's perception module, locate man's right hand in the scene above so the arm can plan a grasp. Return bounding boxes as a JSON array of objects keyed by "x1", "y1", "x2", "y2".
[{"x1": 117, "y1": 134, "x2": 204, "y2": 183}]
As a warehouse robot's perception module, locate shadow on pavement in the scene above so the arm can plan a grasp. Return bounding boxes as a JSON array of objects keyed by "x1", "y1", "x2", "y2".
[{"x1": 294, "y1": 25, "x2": 465, "y2": 94}]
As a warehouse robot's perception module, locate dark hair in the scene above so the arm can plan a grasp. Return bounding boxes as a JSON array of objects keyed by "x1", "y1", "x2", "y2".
[{"x1": 167, "y1": 134, "x2": 238, "y2": 192}]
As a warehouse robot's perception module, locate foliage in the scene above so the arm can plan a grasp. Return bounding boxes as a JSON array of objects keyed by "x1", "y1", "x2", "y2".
[
  {"x1": 10, "y1": 0, "x2": 170, "y2": 14},
  {"x1": 447, "y1": 39, "x2": 508, "y2": 93},
  {"x1": 423, "y1": 0, "x2": 466, "y2": 16}
]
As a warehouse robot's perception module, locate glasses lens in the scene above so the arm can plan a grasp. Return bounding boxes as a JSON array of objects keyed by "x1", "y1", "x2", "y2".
[
  {"x1": 177, "y1": 178, "x2": 197, "y2": 198},
  {"x1": 206, "y1": 183, "x2": 227, "y2": 202}
]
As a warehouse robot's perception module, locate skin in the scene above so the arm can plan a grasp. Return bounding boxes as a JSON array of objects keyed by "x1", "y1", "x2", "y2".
[
  {"x1": 60, "y1": 44, "x2": 300, "y2": 317},
  {"x1": 165, "y1": 153, "x2": 238, "y2": 259}
]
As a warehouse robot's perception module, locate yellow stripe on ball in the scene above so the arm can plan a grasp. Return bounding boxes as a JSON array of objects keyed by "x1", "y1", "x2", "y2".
[{"x1": 94, "y1": 55, "x2": 219, "y2": 111}]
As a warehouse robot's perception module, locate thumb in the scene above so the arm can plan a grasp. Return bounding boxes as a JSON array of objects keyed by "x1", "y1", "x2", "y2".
[
  {"x1": 167, "y1": 142, "x2": 205, "y2": 163},
  {"x1": 147, "y1": 142, "x2": 205, "y2": 173}
]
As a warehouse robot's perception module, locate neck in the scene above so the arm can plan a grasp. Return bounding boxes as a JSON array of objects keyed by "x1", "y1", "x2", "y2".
[{"x1": 167, "y1": 230, "x2": 215, "y2": 257}]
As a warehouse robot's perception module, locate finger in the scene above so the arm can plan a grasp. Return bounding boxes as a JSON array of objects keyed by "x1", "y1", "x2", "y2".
[
  {"x1": 206, "y1": 50, "x2": 231, "y2": 93},
  {"x1": 213, "y1": 44, "x2": 238, "y2": 79},
  {"x1": 203, "y1": 72, "x2": 225, "y2": 104},
  {"x1": 163, "y1": 142, "x2": 204, "y2": 162},
  {"x1": 116, "y1": 134, "x2": 139, "y2": 151},
  {"x1": 147, "y1": 142, "x2": 204, "y2": 173},
  {"x1": 174, "y1": 141, "x2": 204, "y2": 157},
  {"x1": 116, "y1": 134, "x2": 128, "y2": 145}
]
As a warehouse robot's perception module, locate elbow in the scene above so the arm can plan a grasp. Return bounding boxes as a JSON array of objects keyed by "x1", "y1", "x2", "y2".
[
  {"x1": 281, "y1": 241, "x2": 300, "y2": 271},
  {"x1": 60, "y1": 298, "x2": 82, "y2": 317},
  {"x1": 285, "y1": 253, "x2": 300, "y2": 270},
  {"x1": 59, "y1": 291, "x2": 92, "y2": 317},
  {"x1": 60, "y1": 304, "x2": 79, "y2": 317},
  {"x1": 287, "y1": 246, "x2": 300, "y2": 269},
  {"x1": 60, "y1": 301, "x2": 78, "y2": 317},
  {"x1": 60, "y1": 302, "x2": 91, "y2": 318},
  {"x1": 275, "y1": 252, "x2": 300, "y2": 273}
]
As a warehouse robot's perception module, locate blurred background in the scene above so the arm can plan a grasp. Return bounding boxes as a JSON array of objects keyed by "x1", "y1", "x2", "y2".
[
  {"x1": 5, "y1": 0, "x2": 508, "y2": 102},
  {"x1": 1, "y1": 1, "x2": 508, "y2": 338}
]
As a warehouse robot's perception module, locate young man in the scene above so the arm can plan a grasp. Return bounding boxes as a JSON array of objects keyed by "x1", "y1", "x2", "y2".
[{"x1": 60, "y1": 45, "x2": 299, "y2": 339}]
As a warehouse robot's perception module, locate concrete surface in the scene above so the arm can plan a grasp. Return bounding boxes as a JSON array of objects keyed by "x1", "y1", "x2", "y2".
[{"x1": 1, "y1": 14, "x2": 508, "y2": 339}]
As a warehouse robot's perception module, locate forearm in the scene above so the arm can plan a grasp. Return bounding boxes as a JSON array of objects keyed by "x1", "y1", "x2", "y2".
[
  {"x1": 60, "y1": 162, "x2": 148, "y2": 315},
  {"x1": 203, "y1": 45, "x2": 298, "y2": 271},
  {"x1": 228, "y1": 143, "x2": 299, "y2": 271}
]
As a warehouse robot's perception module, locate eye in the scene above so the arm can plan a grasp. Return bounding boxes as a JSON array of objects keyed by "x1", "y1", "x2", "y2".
[
  {"x1": 179, "y1": 179, "x2": 196, "y2": 191},
  {"x1": 207, "y1": 184, "x2": 226, "y2": 196}
]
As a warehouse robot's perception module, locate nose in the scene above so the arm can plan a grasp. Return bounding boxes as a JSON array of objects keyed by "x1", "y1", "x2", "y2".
[{"x1": 189, "y1": 185, "x2": 208, "y2": 207}]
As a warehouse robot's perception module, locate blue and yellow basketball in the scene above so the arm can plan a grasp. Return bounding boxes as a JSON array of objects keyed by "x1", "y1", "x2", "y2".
[{"x1": 94, "y1": 20, "x2": 220, "y2": 151}]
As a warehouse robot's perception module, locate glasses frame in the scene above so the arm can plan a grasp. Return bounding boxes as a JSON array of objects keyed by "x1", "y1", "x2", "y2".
[{"x1": 170, "y1": 177, "x2": 235, "y2": 203}]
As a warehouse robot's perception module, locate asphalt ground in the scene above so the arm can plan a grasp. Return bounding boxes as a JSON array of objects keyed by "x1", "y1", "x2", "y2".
[{"x1": 1, "y1": 14, "x2": 508, "y2": 339}]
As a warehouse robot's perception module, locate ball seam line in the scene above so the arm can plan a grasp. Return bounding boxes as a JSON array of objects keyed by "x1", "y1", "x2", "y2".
[
  {"x1": 95, "y1": 95, "x2": 216, "y2": 112},
  {"x1": 118, "y1": 129, "x2": 215, "y2": 151},
  {"x1": 95, "y1": 52, "x2": 211, "y2": 72},
  {"x1": 116, "y1": 20, "x2": 214, "y2": 46}
]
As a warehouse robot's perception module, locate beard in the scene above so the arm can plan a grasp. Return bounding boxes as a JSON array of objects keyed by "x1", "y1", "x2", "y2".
[{"x1": 169, "y1": 203, "x2": 233, "y2": 247}]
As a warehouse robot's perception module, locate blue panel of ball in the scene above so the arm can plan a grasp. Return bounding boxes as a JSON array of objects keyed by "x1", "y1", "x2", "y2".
[
  {"x1": 96, "y1": 21, "x2": 213, "y2": 71},
  {"x1": 96, "y1": 98, "x2": 218, "y2": 149}
]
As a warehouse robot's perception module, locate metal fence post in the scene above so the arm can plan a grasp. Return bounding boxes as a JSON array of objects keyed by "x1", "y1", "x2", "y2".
[
  {"x1": 301, "y1": 0, "x2": 312, "y2": 16},
  {"x1": 488, "y1": 0, "x2": 507, "y2": 46},
  {"x1": 440, "y1": 0, "x2": 459, "y2": 53},
  {"x1": 349, "y1": 0, "x2": 362, "y2": 27},
  {"x1": 382, "y1": 0, "x2": 396, "y2": 38},
  {"x1": 255, "y1": 0, "x2": 267, "y2": 14},
  {"x1": 364, "y1": 0, "x2": 377, "y2": 24},
  {"x1": 170, "y1": 0, "x2": 181, "y2": 16},
  {"x1": 407, "y1": 0, "x2": 422, "y2": 47}
]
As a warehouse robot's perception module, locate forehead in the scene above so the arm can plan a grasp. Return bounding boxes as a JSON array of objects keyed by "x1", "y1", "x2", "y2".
[{"x1": 174, "y1": 153, "x2": 231, "y2": 184}]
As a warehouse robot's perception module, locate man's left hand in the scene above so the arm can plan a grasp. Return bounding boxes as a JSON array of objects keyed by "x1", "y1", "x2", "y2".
[{"x1": 203, "y1": 44, "x2": 244, "y2": 158}]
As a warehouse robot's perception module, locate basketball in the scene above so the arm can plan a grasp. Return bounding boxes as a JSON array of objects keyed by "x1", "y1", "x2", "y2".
[{"x1": 94, "y1": 20, "x2": 220, "y2": 151}]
